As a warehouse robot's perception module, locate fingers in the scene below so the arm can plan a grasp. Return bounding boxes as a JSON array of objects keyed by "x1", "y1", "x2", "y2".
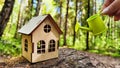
[
  {"x1": 115, "y1": 9, "x2": 120, "y2": 16},
  {"x1": 114, "y1": 10, "x2": 120, "y2": 21},
  {"x1": 101, "y1": 0, "x2": 120, "y2": 21},
  {"x1": 102, "y1": 0, "x2": 114, "y2": 10},
  {"x1": 101, "y1": 0, "x2": 119, "y2": 15}
]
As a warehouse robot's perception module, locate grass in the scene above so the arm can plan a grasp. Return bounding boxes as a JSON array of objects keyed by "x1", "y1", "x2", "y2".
[{"x1": 0, "y1": 37, "x2": 21, "y2": 56}]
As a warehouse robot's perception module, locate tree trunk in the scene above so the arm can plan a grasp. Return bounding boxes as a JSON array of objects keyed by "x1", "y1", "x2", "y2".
[
  {"x1": 0, "y1": 0, "x2": 15, "y2": 37},
  {"x1": 106, "y1": 18, "x2": 110, "y2": 38},
  {"x1": 8, "y1": 14, "x2": 13, "y2": 33},
  {"x1": 59, "y1": 0, "x2": 62, "y2": 28},
  {"x1": 31, "y1": 0, "x2": 33, "y2": 18},
  {"x1": 34, "y1": 0, "x2": 41, "y2": 16},
  {"x1": 85, "y1": 0, "x2": 90, "y2": 50},
  {"x1": 23, "y1": 0, "x2": 33, "y2": 25},
  {"x1": 14, "y1": 0, "x2": 23, "y2": 38},
  {"x1": 73, "y1": 0, "x2": 78, "y2": 45},
  {"x1": 63, "y1": 0, "x2": 69, "y2": 46},
  {"x1": 94, "y1": 0, "x2": 97, "y2": 14}
]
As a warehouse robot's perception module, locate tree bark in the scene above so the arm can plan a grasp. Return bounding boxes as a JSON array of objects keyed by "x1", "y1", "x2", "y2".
[
  {"x1": 63, "y1": 0, "x2": 69, "y2": 46},
  {"x1": 14, "y1": 0, "x2": 23, "y2": 38},
  {"x1": 0, "y1": 0, "x2": 15, "y2": 37},
  {"x1": 94, "y1": 0, "x2": 97, "y2": 14},
  {"x1": 23, "y1": 0, "x2": 33, "y2": 25},
  {"x1": 73, "y1": 0, "x2": 78, "y2": 45},
  {"x1": 85, "y1": 0, "x2": 90, "y2": 50},
  {"x1": 31, "y1": 0, "x2": 33, "y2": 17},
  {"x1": 59, "y1": 0, "x2": 62, "y2": 28},
  {"x1": 34, "y1": 0, "x2": 41, "y2": 16}
]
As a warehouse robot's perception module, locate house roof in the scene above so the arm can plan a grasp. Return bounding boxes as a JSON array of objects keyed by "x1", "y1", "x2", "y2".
[{"x1": 18, "y1": 14, "x2": 62, "y2": 35}]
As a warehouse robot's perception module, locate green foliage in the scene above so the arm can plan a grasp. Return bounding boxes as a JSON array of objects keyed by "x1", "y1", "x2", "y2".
[
  {"x1": 75, "y1": 22, "x2": 80, "y2": 32},
  {"x1": 0, "y1": 0, "x2": 5, "y2": 11},
  {"x1": 0, "y1": 37, "x2": 21, "y2": 56},
  {"x1": 0, "y1": 0, "x2": 21, "y2": 56},
  {"x1": 59, "y1": 35, "x2": 64, "y2": 47}
]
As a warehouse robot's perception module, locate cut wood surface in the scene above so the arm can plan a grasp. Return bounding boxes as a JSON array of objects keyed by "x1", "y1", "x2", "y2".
[{"x1": 0, "y1": 48, "x2": 120, "y2": 68}]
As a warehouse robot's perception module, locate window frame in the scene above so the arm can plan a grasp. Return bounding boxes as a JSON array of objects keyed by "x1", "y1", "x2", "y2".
[
  {"x1": 37, "y1": 40, "x2": 45, "y2": 54},
  {"x1": 24, "y1": 39, "x2": 28, "y2": 52},
  {"x1": 48, "y1": 39, "x2": 56, "y2": 52},
  {"x1": 44, "y1": 24, "x2": 51, "y2": 33}
]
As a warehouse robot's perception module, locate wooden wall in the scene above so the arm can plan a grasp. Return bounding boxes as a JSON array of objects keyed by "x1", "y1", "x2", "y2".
[
  {"x1": 31, "y1": 18, "x2": 60, "y2": 63},
  {"x1": 22, "y1": 34, "x2": 32, "y2": 62}
]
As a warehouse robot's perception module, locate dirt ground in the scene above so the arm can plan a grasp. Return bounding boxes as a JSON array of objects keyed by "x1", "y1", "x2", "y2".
[{"x1": 0, "y1": 48, "x2": 120, "y2": 68}]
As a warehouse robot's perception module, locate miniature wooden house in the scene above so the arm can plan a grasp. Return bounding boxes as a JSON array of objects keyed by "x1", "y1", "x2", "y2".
[{"x1": 18, "y1": 14, "x2": 62, "y2": 63}]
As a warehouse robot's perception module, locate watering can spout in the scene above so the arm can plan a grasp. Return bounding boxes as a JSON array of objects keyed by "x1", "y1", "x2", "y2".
[
  {"x1": 75, "y1": 22, "x2": 92, "y2": 32},
  {"x1": 79, "y1": 27, "x2": 92, "y2": 31}
]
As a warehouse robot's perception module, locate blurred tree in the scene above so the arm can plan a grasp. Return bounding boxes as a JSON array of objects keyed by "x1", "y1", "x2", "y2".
[
  {"x1": 73, "y1": 0, "x2": 78, "y2": 45},
  {"x1": 51, "y1": 0, "x2": 63, "y2": 28},
  {"x1": 63, "y1": 0, "x2": 69, "y2": 46},
  {"x1": 0, "y1": 0, "x2": 5, "y2": 11},
  {"x1": 94, "y1": 0, "x2": 97, "y2": 14},
  {"x1": 85, "y1": 0, "x2": 90, "y2": 50},
  {"x1": 22, "y1": 0, "x2": 34, "y2": 25},
  {"x1": 34, "y1": 0, "x2": 42, "y2": 16},
  {"x1": 14, "y1": 0, "x2": 23, "y2": 38},
  {"x1": 0, "y1": 0, "x2": 15, "y2": 37},
  {"x1": 59, "y1": 0, "x2": 62, "y2": 28}
]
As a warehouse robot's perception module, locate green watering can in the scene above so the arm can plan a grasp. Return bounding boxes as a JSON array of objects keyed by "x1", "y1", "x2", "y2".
[{"x1": 76, "y1": 14, "x2": 107, "y2": 35}]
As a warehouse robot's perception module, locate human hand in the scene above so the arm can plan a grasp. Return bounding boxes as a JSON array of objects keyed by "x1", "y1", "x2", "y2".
[{"x1": 101, "y1": 0, "x2": 120, "y2": 21}]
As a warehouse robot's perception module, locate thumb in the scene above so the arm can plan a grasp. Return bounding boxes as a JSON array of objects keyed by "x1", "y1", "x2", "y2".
[
  {"x1": 101, "y1": 0, "x2": 119, "y2": 15},
  {"x1": 101, "y1": 0, "x2": 114, "y2": 10}
]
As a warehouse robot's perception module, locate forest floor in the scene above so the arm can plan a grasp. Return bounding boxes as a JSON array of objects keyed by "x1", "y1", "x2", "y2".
[{"x1": 0, "y1": 47, "x2": 120, "y2": 68}]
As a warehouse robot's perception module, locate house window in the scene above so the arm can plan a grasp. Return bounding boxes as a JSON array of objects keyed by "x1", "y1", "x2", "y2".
[
  {"x1": 37, "y1": 40, "x2": 45, "y2": 54},
  {"x1": 24, "y1": 39, "x2": 28, "y2": 52},
  {"x1": 49, "y1": 40, "x2": 55, "y2": 52},
  {"x1": 44, "y1": 24, "x2": 51, "y2": 33}
]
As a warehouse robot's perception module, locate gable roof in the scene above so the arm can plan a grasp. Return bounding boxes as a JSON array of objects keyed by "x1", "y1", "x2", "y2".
[{"x1": 18, "y1": 14, "x2": 62, "y2": 35}]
